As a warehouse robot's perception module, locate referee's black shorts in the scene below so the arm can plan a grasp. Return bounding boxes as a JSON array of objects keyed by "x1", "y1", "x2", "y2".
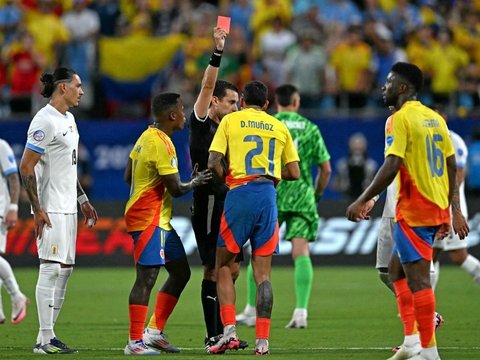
[{"x1": 191, "y1": 192, "x2": 243, "y2": 267}]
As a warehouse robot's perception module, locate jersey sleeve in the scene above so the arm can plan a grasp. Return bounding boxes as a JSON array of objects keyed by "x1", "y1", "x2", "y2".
[
  {"x1": 384, "y1": 114, "x2": 407, "y2": 159},
  {"x1": 452, "y1": 133, "x2": 468, "y2": 167},
  {"x1": 0, "y1": 140, "x2": 18, "y2": 176},
  {"x1": 209, "y1": 117, "x2": 228, "y2": 155},
  {"x1": 26, "y1": 115, "x2": 56, "y2": 154},
  {"x1": 152, "y1": 137, "x2": 178, "y2": 176},
  {"x1": 281, "y1": 125, "x2": 300, "y2": 164}
]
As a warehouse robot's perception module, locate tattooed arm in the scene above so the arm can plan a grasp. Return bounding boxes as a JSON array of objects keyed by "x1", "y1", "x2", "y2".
[{"x1": 19, "y1": 148, "x2": 51, "y2": 239}]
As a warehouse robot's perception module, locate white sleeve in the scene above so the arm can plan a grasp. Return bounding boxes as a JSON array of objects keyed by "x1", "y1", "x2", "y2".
[
  {"x1": 0, "y1": 140, "x2": 18, "y2": 176},
  {"x1": 26, "y1": 114, "x2": 56, "y2": 154},
  {"x1": 451, "y1": 132, "x2": 468, "y2": 168}
]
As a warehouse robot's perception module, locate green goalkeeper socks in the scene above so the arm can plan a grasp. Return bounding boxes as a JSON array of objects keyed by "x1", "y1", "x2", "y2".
[
  {"x1": 246, "y1": 261, "x2": 256, "y2": 307},
  {"x1": 294, "y1": 255, "x2": 313, "y2": 309}
]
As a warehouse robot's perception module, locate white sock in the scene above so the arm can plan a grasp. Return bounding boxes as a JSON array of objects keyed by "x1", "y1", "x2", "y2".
[
  {"x1": 0, "y1": 256, "x2": 22, "y2": 300},
  {"x1": 430, "y1": 261, "x2": 440, "y2": 290},
  {"x1": 404, "y1": 333, "x2": 420, "y2": 347},
  {"x1": 421, "y1": 345, "x2": 440, "y2": 360},
  {"x1": 293, "y1": 308, "x2": 307, "y2": 319},
  {"x1": 461, "y1": 255, "x2": 480, "y2": 285},
  {"x1": 36, "y1": 263, "x2": 60, "y2": 345},
  {"x1": 53, "y1": 267, "x2": 73, "y2": 324}
]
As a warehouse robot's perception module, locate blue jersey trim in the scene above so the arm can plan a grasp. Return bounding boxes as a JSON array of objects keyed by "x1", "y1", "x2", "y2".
[{"x1": 26, "y1": 143, "x2": 45, "y2": 154}]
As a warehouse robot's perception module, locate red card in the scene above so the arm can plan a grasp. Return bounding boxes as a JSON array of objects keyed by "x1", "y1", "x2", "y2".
[{"x1": 217, "y1": 16, "x2": 231, "y2": 33}]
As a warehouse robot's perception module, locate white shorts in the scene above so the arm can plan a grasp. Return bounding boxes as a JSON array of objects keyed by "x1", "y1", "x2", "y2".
[
  {"x1": 376, "y1": 217, "x2": 395, "y2": 269},
  {"x1": 0, "y1": 218, "x2": 7, "y2": 253},
  {"x1": 37, "y1": 213, "x2": 77, "y2": 265},
  {"x1": 433, "y1": 230, "x2": 468, "y2": 251}
]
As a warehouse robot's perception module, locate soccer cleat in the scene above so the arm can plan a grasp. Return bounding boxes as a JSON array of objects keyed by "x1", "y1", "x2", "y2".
[
  {"x1": 206, "y1": 326, "x2": 240, "y2": 354},
  {"x1": 235, "y1": 310, "x2": 257, "y2": 327},
  {"x1": 255, "y1": 338, "x2": 269, "y2": 355},
  {"x1": 434, "y1": 312, "x2": 444, "y2": 330},
  {"x1": 285, "y1": 308, "x2": 308, "y2": 329},
  {"x1": 11, "y1": 294, "x2": 29, "y2": 324},
  {"x1": 387, "y1": 343, "x2": 421, "y2": 360},
  {"x1": 143, "y1": 328, "x2": 180, "y2": 353},
  {"x1": 33, "y1": 343, "x2": 41, "y2": 354},
  {"x1": 36, "y1": 343, "x2": 63, "y2": 354},
  {"x1": 205, "y1": 335, "x2": 248, "y2": 354},
  {"x1": 124, "y1": 340, "x2": 159, "y2": 355},
  {"x1": 50, "y1": 338, "x2": 79, "y2": 354}
]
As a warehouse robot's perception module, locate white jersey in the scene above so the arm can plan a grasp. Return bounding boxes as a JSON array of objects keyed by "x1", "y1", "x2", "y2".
[
  {"x1": 0, "y1": 139, "x2": 18, "y2": 216},
  {"x1": 450, "y1": 130, "x2": 468, "y2": 217},
  {"x1": 382, "y1": 179, "x2": 397, "y2": 218},
  {"x1": 26, "y1": 104, "x2": 79, "y2": 213}
]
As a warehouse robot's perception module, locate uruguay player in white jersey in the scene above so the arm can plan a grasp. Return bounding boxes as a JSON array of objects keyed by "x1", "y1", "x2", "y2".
[
  {"x1": 19, "y1": 68, "x2": 98, "y2": 355},
  {"x1": 0, "y1": 138, "x2": 29, "y2": 325},
  {"x1": 431, "y1": 130, "x2": 480, "y2": 287}
]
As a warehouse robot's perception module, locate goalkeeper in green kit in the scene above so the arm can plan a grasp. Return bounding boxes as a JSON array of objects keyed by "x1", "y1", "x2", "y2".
[{"x1": 236, "y1": 84, "x2": 332, "y2": 328}]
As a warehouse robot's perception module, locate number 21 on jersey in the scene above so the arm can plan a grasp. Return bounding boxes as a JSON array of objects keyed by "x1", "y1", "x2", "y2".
[{"x1": 244, "y1": 135, "x2": 275, "y2": 176}]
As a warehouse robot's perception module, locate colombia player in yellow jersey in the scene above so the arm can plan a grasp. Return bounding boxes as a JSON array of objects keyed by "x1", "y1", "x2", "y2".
[
  {"x1": 347, "y1": 63, "x2": 469, "y2": 360},
  {"x1": 207, "y1": 81, "x2": 300, "y2": 355},
  {"x1": 123, "y1": 93, "x2": 211, "y2": 355}
]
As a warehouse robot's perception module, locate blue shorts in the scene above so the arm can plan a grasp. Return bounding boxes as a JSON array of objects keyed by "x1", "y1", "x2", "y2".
[
  {"x1": 130, "y1": 225, "x2": 186, "y2": 266},
  {"x1": 218, "y1": 181, "x2": 279, "y2": 256},
  {"x1": 393, "y1": 220, "x2": 439, "y2": 264}
]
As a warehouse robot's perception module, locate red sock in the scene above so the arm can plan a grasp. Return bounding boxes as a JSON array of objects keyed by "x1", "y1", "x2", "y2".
[
  {"x1": 220, "y1": 304, "x2": 236, "y2": 326},
  {"x1": 393, "y1": 279, "x2": 415, "y2": 335},
  {"x1": 256, "y1": 318, "x2": 271, "y2": 339},
  {"x1": 129, "y1": 304, "x2": 148, "y2": 341},
  {"x1": 413, "y1": 288, "x2": 436, "y2": 348},
  {"x1": 154, "y1": 292, "x2": 178, "y2": 331}
]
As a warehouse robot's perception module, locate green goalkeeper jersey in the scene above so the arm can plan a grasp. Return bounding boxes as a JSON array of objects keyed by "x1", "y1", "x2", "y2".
[{"x1": 275, "y1": 111, "x2": 330, "y2": 213}]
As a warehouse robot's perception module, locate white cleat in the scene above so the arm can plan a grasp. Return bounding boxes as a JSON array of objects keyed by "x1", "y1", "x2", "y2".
[
  {"x1": 285, "y1": 308, "x2": 307, "y2": 329},
  {"x1": 255, "y1": 338, "x2": 269, "y2": 355},
  {"x1": 124, "y1": 340, "x2": 159, "y2": 355},
  {"x1": 236, "y1": 307, "x2": 256, "y2": 327},
  {"x1": 143, "y1": 328, "x2": 180, "y2": 353},
  {"x1": 387, "y1": 343, "x2": 421, "y2": 360},
  {"x1": 11, "y1": 294, "x2": 29, "y2": 324}
]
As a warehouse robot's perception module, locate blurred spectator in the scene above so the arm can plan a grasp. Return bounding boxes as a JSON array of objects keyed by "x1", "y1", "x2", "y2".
[
  {"x1": 223, "y1": 0, "x2": 254, "y2": 41},
  {"x1": 258, "y1": 16, "x2": 296, "y2": 87},
  {"x1": 361, "y1": 0, "x2": 387, "y2": 23},
  {"x1": 77, "y1": 142, "x2": 92, "y2": 196},
  {"x1": 89, "y1": 0, "x2": 121, "y2": 36},
  {"x1": 424, "y1": 27, "x2": 469, "y2": 108},
  {"x1": 128, "y1": 0, "x2": 155, "y2": 37},
  {"x1": 319, "y1": 0, "x2": 362, "y2": 31},
  {"x1": 285, "y1": 29, "x2": 327, "y2": 110},
  {"x1": 2, "y1": 30, "x2": 45, "y2": 114},
  {"x1": 333, "y1": 132, "x2": 378, "y2": 200},
  {"x1": 0, "y1": 0, "x2": 22, "y2": 47},
  {"x1": 386, "y1": 0, "x2": 422, "y2": 45},
  {"x1": 62, "y1": 0, "x2": 100, "y2": 110},
  {"x1": 24, "y1": 0, "x2": 70, "y2": 68},
  {"x1": 153, "y1": 0, "x2": 182, "y2": 36},
  {"x1": 467, "y1": 126, "x2": 480, "y2": 195},
  {"x1": 329, "y1": 24, "x2": 373, "y2": 109}
]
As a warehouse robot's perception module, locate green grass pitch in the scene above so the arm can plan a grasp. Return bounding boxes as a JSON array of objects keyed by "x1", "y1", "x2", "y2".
[{"x1": 0, "y1": 265, "x2": 479, "y2": 359}]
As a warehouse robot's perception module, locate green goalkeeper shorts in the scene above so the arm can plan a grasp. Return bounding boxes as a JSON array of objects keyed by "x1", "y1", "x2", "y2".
[{"x1": 278, "y1": 211, "x2": 319, "y2": 242}]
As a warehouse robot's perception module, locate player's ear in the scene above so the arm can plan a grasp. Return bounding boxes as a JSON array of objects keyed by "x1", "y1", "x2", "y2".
[{"x1": 262, "y1": 100, "x2": 269, "y2": 111}]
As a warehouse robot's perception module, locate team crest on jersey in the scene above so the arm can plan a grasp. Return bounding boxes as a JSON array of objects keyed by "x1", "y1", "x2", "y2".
[
  {"x1": 171, "y1": 157, "x2": 177, "y2": 168},
  {"x1": 33, "y1": 130, "x2": 45, "y2": 142}
]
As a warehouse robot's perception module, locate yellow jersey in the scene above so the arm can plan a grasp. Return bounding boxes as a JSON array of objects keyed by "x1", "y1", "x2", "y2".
[
  {"x1": 125, "y1": 127, "x2": 178, "y2": 232},
  {"x1": 209, "y1": 108, "x2": 299, "y2": 189},
  {"x1": 385, "y1": 101, "x2": 454, "y2": 226}
]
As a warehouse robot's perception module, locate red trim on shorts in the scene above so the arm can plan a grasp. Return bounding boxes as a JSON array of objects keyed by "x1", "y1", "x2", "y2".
[
  {"x1": 253, "y1": 221, "x2": 279, "y2": 256},
  {"x1": 220, "y1": 213, "x2": 240, "y2": 253},
  {"x1": 133, "y1": 225, "x2": 156, "y2": 264},
  {"x1": 398, "y1": 220, "x2": 433, "y2": 261}
]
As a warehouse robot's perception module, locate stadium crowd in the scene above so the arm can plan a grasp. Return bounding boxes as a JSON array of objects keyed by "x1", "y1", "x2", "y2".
[{"x1": 1, "y1": 0, "x2": 480, "y2": 119}]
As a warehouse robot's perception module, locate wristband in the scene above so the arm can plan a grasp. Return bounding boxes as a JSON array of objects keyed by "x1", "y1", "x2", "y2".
[
  {"x1": 209, "y1": 48, "x2": 223, "y2": 67},
  {"x1": 77, "y1": 194, "x2": 89, "y2": 205},
  {"x1": 8, "y1": 203, "x2": 18, "y2": 212}
]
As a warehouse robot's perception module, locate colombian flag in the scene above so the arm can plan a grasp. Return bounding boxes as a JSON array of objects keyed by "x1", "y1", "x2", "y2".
[{"x1": 99, "y1": 34, "x2": 186, "y2": 102}]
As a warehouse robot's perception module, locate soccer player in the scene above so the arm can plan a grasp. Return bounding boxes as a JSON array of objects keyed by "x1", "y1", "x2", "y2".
[
  {"x1": 207, "y1": 80, "x2": 300, "y2": 355},
  {"x1": 346, "y1": 62, "x2": 469, "y2": 360},
  {"x1": 187, "y1": 27, "x2": 245, "y2": 350},
  {"x1": 236, "y1": 84, "x2": 332, "y2": 329},
  {"x1": 0, "y1": 138, "x2": 29, "y2": 325},
  {"x1": 19, "y1": 68, "x2": 98, "y2": 354},
  {"x1": 123, "y1": 93, "x2": 212, "y2": 355}
]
